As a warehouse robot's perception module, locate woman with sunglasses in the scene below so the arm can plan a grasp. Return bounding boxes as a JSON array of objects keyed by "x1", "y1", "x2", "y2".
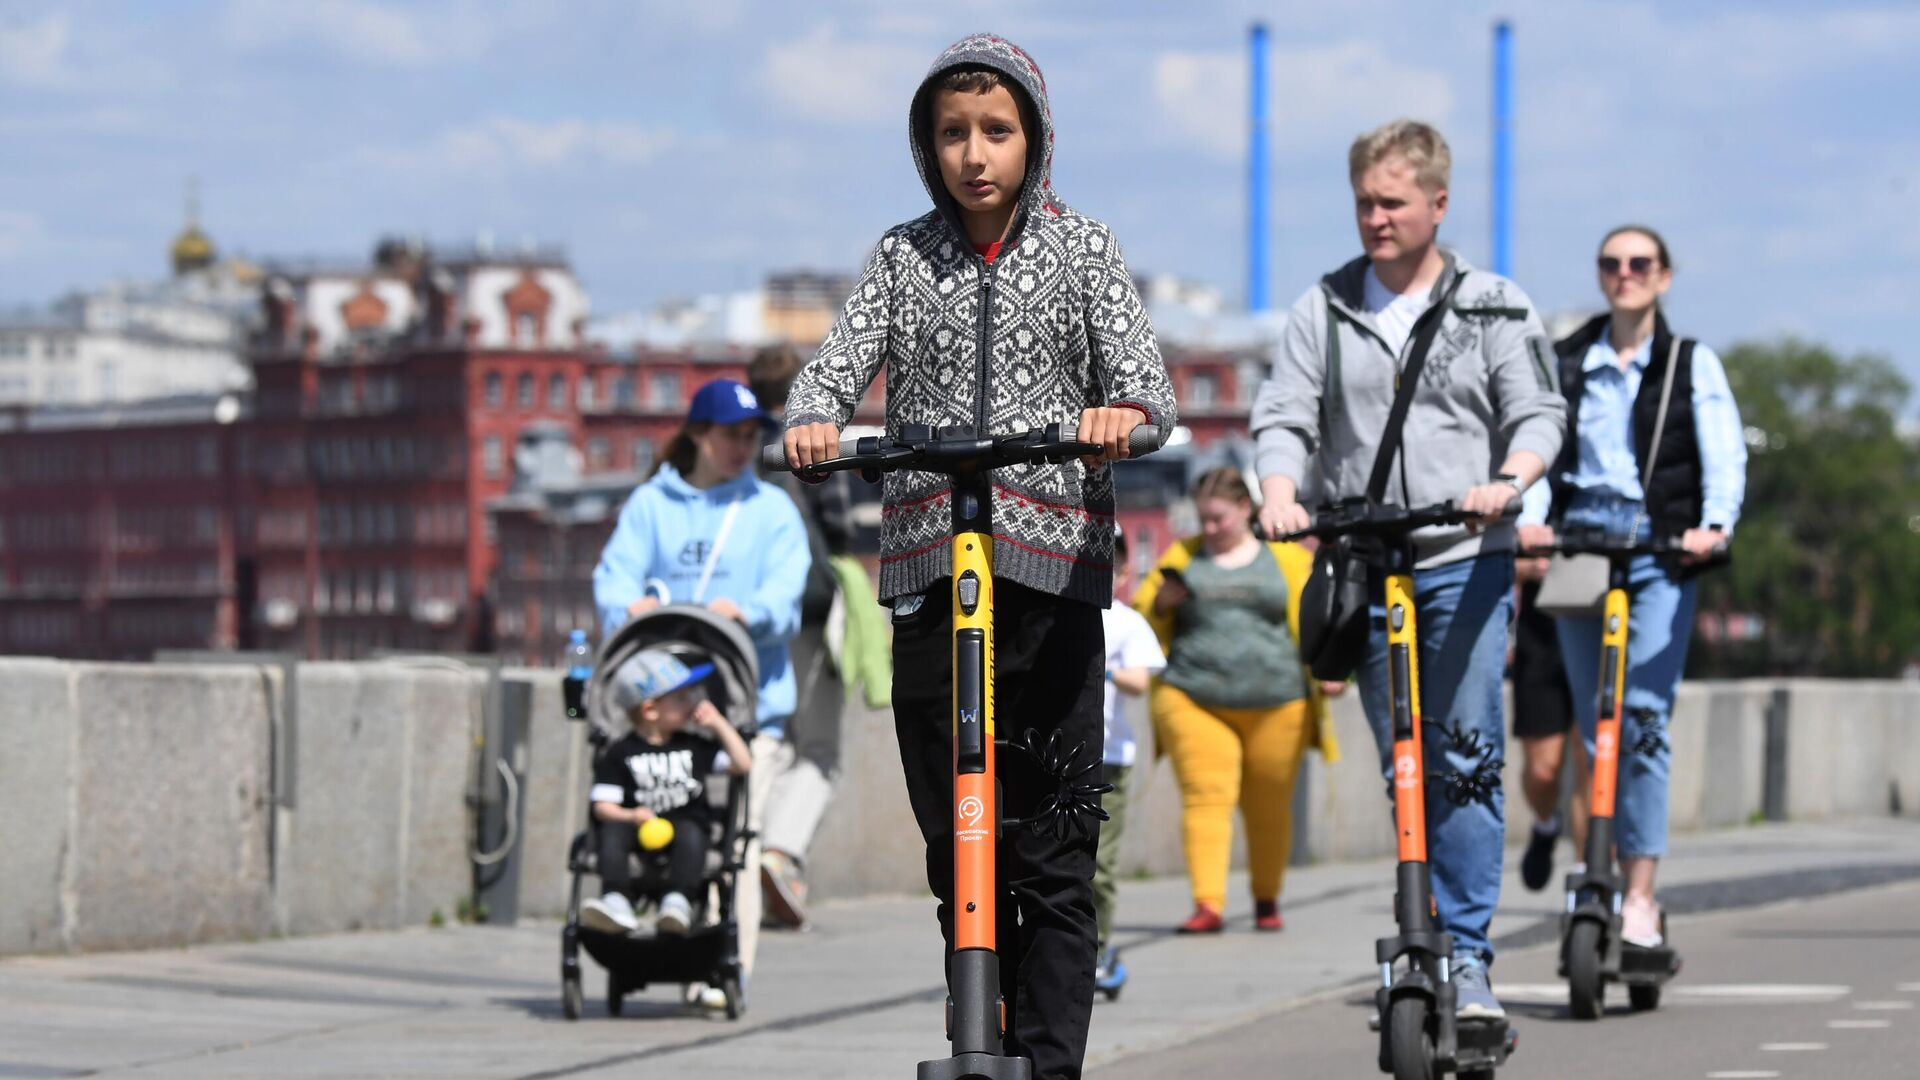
[{"x1": 1516, "y1": 225, "x2": 1746, "y2": 949}]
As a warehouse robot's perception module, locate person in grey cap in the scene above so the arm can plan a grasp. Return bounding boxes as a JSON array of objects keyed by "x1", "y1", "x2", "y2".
[{"x1": 581, "y1": 649, "x2": 752, "y2": 936}]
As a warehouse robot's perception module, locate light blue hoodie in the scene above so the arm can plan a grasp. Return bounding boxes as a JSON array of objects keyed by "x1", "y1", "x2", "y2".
[{"x1": 593, "y1": 464, "x2": 809, "y2": 730}]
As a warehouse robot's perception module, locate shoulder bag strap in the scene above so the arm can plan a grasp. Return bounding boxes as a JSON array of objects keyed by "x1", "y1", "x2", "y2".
[{"x1": 1630, "y1": 336, "x2": 1684, "y2": 542}]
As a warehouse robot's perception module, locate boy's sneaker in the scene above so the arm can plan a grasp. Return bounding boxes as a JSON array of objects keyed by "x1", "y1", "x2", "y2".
[
  {"x1": 580, "y1": 892, "x2": 639, "y2": 934},
  {"x1": 1452, "y1": 961, "x2": 1506, "y2": 1021},
  {"x1": 1093, "y1": 944, "x2": 1128, "y2": 997},
  {"x1": 1621, "y1": 897, "x2": 1664, "y2": 948},
  {"x1": 761, "y1": 850, "x2": 810, "y2": 929},
  {"x1": 1521, "y1": 820, "x2": 1560, "y2": 892},
  {"x1": 656, "y1": 892, "x2": 693, "y2": 935}
]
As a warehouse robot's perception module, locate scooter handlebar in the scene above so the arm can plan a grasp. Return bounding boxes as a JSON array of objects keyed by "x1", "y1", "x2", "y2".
[{"x1": 760, "y1": 422, "x2": 1163, "y2": 474}]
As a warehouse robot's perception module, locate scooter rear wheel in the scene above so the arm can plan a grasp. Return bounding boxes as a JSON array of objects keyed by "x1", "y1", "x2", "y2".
[
  {"x1": 1567, "y1": 921, "x2": 1606, "y2": 1021},
  {"x1": 561, "y1": 971, "x2": 583, "y2": 1021},
  {"x1": 1387, "y1": 997, "x2": 1435, "y2": 1080}
]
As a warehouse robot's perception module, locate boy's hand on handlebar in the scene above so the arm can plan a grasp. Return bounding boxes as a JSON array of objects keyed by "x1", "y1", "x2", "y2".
[
  {"x1": 1258, "y1": 500, "x2": 1311, "y2": 541},
  {"x1": 706, "y1": 598, "x2": 745, "y2": 624},
  {"x1": 784, "y1": 422, "x2": 841, "y2": 470},
  {"x1": 1679, "y1": 527, "x2": 1725, "y2": 564},
  {"x1": 627, "y1": 596, "x2": 662, "y2": 618},
  {"x1": 1077, "y1": 407, "x2": 1141, "y2": 467},
  {"x1": 1459, "y1": 482, "x2": 1518, "y2": 533}
]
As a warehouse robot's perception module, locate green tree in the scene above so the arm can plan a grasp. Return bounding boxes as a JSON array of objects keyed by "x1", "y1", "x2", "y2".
[{"x1": 1692, "y1": 338, "x2": 1920, "y2": 677}]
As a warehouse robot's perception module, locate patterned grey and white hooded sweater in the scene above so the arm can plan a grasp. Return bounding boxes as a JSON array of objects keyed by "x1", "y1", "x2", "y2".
[{"x1": 785, "y1": 32, "x2": 1176, "y2": 608}]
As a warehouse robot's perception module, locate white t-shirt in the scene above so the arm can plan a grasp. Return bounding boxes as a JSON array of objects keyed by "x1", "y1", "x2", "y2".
[
  {"x1": 1361, "y1": 265, "x2": 1429, "y2": 358},
  {"x1": 1101, "y1": 604, "x2": 1166, "y2": 768}
]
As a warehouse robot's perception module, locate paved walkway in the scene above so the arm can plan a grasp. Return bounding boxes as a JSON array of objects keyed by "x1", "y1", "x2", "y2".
[{"x1": 1, "y1": 819, "x2": 1915, "y2": 1078}]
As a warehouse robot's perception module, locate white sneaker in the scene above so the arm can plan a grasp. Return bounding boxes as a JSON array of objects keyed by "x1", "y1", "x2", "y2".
[
  {"x1": 681, "y1": 981, "x2": 732, "y2": 1011},
  {"x1": 580, "y1": 892, "x2": 639, "y2": 934},
  {"x1": 1621, "y1": 898, "x2": 1664, "y2": 948},
  {"x1": 657, "y1": 891, "x2": 693, "y2": 935}
]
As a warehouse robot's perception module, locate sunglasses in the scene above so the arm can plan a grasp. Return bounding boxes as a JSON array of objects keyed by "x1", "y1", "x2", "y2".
[{"x1": 1597, "y1": 255, "x2": 1658, "y2": 276}]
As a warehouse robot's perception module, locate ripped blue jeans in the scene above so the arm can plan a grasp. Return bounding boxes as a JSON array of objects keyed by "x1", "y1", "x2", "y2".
[{"x1": 1356, "y1": 552, "x2": 1513, "y2": 967}]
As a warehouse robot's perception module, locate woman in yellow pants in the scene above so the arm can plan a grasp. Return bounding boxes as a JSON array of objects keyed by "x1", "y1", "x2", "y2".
[{"x1": 1135, "y1": 468, "x2": 1338, "y2": 933}]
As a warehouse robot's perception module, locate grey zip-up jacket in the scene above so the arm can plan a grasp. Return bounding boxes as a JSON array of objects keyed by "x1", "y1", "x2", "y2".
[
  {"x1": 1251, "y1": 252, "x2": 1565, "y2": 568},
  {"x1": 786, "y1": 33, "x2": 1175, "y2": 606}
]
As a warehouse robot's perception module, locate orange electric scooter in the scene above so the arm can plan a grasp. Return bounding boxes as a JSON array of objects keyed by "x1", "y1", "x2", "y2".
[
  {"x1": 766, "y1": 420, "x2": 1160, "y2": 1080},
  {"x1": 1287, "y1": 498, "x2": 1519, "y2": 1080}
]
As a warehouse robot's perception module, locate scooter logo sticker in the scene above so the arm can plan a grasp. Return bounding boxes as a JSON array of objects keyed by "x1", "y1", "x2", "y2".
[
  {"x1": 1394, "y1": 755, "x2": 1420, "y2": 790},
  {"x1": 957, "y1": 795, "x2": 990, "y2": 842}
]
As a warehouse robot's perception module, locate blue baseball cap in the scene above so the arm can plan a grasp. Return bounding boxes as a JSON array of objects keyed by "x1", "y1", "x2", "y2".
[
  {"x1": 610, "y1": 648, "x2": 715, "y2": 712},
  {"x1": 687, "y1": 379, "x2": 774, "y2": 428}
]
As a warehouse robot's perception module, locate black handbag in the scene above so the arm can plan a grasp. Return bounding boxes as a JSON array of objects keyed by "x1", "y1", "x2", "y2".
[{"x1": 1296, "y1": 276, "x2": 1462, "y2": 680}]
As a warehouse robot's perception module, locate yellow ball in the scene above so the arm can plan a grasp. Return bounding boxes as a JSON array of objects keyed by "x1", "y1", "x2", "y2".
[{"x1": 638, "y1": 817, "x2": 675, "y2": 851}]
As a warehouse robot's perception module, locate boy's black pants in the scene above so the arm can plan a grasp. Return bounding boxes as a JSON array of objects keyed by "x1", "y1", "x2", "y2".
[
  {"x1": 598, "y1": 813, "x2": 709, "y2": 899},
  {"x1": 891, "y1": 578, "x2": 1104, "y2": 1080}
]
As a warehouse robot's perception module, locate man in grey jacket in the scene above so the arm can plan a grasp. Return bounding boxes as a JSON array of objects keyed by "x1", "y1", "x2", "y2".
[{"x1": 1250, "y1": 120, "x2": 1565, "y2": 1022}]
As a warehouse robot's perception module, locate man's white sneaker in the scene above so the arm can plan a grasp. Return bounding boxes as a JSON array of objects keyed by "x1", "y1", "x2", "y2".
[
  {"x1": 657, "y1": 891, "x2": 693, "y2": 935},
  {"x1": 580, "y1": 892, "x2": 639, "y2": 934}
]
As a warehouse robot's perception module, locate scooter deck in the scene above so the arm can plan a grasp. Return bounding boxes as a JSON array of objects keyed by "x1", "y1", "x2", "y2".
[
  {"x1": 1450, "y1": 1018, "x2": 1518, "y2": 1071},
  {"x1": 1619, "y1": 942, "x2": 1682, "y2": 985},
  {"x1": 916, "y1": 1052, "x2": 1033, "y2": 1080}
]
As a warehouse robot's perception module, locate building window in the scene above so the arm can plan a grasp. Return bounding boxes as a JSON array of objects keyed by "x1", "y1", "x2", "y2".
[
  {"x1": 631, "y1": 438, "x2": 653, "y2": 475},
  {"x1": 484, "y1": 371, "x2": 503, "y2": 408},
  {"x1": 588, "y1": 436, "x2": 611, "y2": 470},
  {"x1": 577, "y1": 376, "x2": 597, "y2": 410},
  {"x1": 650, "y1": 371, "x2": 681, "y2": 410},
  {"x1": 517, "y1": 372, "x2": 535, "y2": 409},
  {"x1": 1188, "y1": 372, "x2": 1217, "y2": 409},
  {"x1": 483, "y1": 436, "x2": 503, "y2": 478},
  {"x1": 614, "y1": 374, "x2": 635, "y2": 408},
  {"x1": 547, "y1": 373, "x2": 567, "y2": 410}
]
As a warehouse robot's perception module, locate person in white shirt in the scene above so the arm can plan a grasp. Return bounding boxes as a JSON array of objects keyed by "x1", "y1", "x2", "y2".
[{"x1": 1092, "y1": 527, "x2": 1165, "y2": 997}]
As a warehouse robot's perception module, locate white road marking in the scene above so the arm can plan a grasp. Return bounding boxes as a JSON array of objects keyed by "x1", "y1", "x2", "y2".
[
  {"x1": 1896, "y1": 982, "x2": 1920, "y2": 993},
  {"x1": 1760, "y1": 1042, "x2": 1828, "y2": 1052},
  {"x1": 1852, "y1": 999, "x2": 1915, "y2": 1010},
  {"x1": 1492, "y1": 982, "x2": 1850, "y2": 1005},
  {"x1": 1706, "y1": 1072, "x2": 1780, "y2": 1078},
  {"x1": 1828, "y1": 1018, "x2": 1891, "y2": 1029}
]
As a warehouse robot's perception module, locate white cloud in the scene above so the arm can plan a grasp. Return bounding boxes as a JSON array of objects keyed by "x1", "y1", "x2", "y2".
[
  {"x1": 1152, "y1": 40, "x2": 1454, "y2": 159},
  {"x1": 218, "y1": 0, "x2": 478, "y2": 68},
  {"x1": 365, "y1": 116, "x2": 675, "y2": 174},
  {"x1": 758, "y1": 25, "x2": 925, "y2": 124},
  {"x1": 0, "y1": 11, "x2": 73, "y2": 88}
]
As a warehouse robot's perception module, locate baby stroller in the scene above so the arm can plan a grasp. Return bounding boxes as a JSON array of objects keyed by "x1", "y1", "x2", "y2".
[{"x1": 560, "y1": 605, "x2": 758, "y2": 1021}]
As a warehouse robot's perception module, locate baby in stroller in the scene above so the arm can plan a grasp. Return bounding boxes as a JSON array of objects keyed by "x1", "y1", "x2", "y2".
[{"x1": 581, "y1": 648, "x2": 754, "y2": 936}]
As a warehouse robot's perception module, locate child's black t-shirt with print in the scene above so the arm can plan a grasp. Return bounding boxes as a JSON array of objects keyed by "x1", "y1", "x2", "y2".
[{"x1": 590, "y1": 731, "x2": 720, "y2": 823}]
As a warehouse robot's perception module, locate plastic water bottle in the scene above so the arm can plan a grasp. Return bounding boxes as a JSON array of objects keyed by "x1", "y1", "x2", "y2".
[{"x1": 562, "y1": 629, "x2": 591, "y2": 720}]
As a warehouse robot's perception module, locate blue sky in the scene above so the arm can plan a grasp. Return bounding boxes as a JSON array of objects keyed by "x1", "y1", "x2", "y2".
[{"x1": 3, "y1": 1, "x2": 1918, "y2": 392}]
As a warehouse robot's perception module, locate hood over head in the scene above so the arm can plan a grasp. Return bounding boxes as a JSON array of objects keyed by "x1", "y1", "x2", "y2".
[{"x1": 908, "y1": 32, "x2": 1065, "y2": 246}]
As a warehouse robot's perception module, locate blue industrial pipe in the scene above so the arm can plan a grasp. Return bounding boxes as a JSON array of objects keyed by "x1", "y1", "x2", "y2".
[
  {"x1": 1492, "y1": 19, "x2": 1514, "y2": 278},
  {"x1": 1248, "y1": 22, "x2": 1269, "y2": 312}
]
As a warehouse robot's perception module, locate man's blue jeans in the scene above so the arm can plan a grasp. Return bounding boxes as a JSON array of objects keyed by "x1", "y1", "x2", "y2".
[
  {"x1": 1356, "y1": 552, "x2": 1514, "y2": 967},
  {"x1": 1553, "y1": 495, "x2": 1699, "y2": 859}
]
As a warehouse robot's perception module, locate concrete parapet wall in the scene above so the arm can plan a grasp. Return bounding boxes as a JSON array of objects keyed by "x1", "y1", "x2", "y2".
[{"x1": 1, "y1": 655, "x2": 1914, "y2": 955}]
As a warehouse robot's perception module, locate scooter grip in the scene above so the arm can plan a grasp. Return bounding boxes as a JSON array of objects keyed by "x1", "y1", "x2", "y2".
[
  {"x1": 760, "y1": 437, "x2": 861, "y2": 471},
  {"x1": 1129, "y1": 424, "x2": 1164, "y2": 458}
]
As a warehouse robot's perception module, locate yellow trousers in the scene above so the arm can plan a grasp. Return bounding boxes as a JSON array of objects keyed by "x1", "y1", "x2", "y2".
[{"x1": 1152, "y1": 683, "x2": 1311, "y2": 910}]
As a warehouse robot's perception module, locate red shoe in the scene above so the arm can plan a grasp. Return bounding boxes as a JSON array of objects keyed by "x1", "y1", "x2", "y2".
[
  {"x1": 1254, "y1": 899, "x2": 1284, "y2": 932},
  {"x1": 1177, "y1": 903, "x2": 1224, "y2": 934}
]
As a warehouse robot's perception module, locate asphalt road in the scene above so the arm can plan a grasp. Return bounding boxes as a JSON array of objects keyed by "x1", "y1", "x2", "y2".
[{"x1": 1097, "y1": 878, "x2": 1920, "y2": 1080}]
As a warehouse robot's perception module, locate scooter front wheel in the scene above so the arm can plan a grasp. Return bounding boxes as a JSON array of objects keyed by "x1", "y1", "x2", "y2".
[
  {"x1": 1387, "y1": 996, "x2": 1435, "y2": 1080},
  {"x1": 561, "y1": 971, "x2": 583, "y2": 1021},
  {"x1": 1567, "y1": 921, "x2": 1606, "y2": 1020}
]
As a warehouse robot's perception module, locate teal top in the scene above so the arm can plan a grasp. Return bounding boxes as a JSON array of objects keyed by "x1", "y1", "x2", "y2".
[{"x1": 1162, "y1": 549, "x2": 1304, "y2": 709}]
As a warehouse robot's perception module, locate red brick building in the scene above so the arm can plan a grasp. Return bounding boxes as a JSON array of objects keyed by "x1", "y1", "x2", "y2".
[{"x1": 0, "y1": 239, "x2": 1255, "y2": 662}]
